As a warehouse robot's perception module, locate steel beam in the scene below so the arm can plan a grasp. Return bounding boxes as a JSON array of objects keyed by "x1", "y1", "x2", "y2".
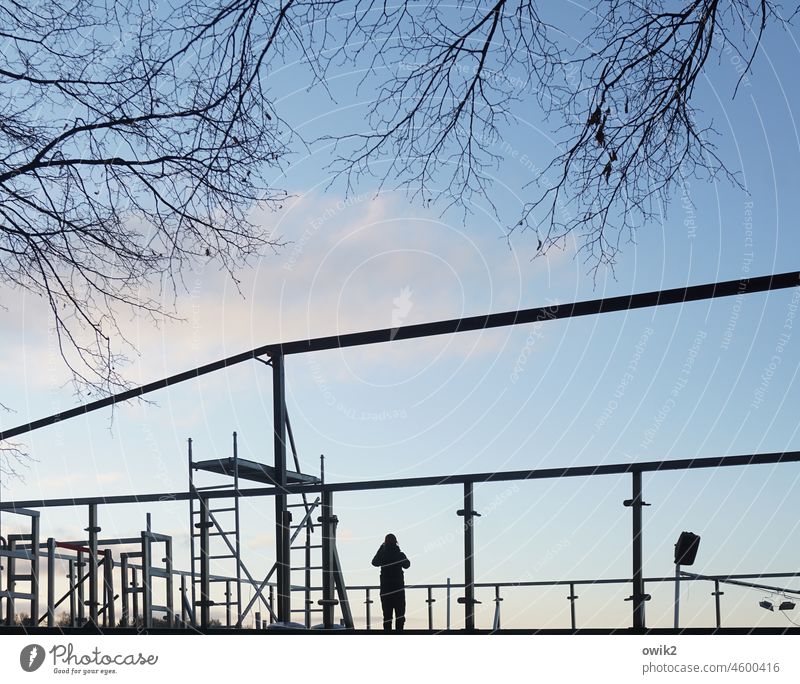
[
  {"x1": 2, "y1": 271, "x2": 797, "y2": 443},
  {"x1": 5, "y1": 450, "x2": 800, "y2": 510}
]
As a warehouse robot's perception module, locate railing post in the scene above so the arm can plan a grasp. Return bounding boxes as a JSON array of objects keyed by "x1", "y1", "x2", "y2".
[
  {"x1": 568, "y1": 582, "x2": 578, "y2": 631},
  {"x1": 426, "y1": 586, "x2": 436, "y2": 631},
  {"x1": 365, "y1": 588, "x2": 372, "y2": 630},
  {"x1": 712, "y1": 579, "x2": 724, "y2": 629},
  {"x1": 491, "y1": 585, "x2": 502, "y2": 631},
  {"x1": 446, "y1": 577, "x2": 451, "y2": 630}
]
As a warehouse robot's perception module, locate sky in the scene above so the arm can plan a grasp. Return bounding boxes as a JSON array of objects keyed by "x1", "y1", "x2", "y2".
[{"x1": 1, "y1": 2, "x2": 800, "y2": 632}]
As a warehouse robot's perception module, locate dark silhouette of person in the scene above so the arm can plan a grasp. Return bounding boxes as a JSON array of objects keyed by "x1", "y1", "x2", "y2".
[{"x1": 371, "y1": 533, "x2": 411, "y2": 631}]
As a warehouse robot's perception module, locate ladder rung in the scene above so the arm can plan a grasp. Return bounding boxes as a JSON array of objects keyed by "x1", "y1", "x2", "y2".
[
  {"x1": 194, "y1": 484, "x2": 235, "y2": 491},
  {"x1": 11, "y1": 574, "x2": 34, "y2": 582},
  {"x1": 209, "y1": 578, "x2": 236, "y2": 583},
  {"x1": 291, "y1": 566, "x2": 322, "y2": 571},
  {"x1": 291, "y1": 545, "x2": 322, "y2": 550},
  {"x1": 208, "y1": 532, "x2": 235, "y2": 537},
  {"x1": 291, "y1": 609, "x2": 323, "y2": 613},
  {"x1": 286, "y1": 503, "x2": 313, "y2": 508},
  {"x1": 210, "y1": 507, "x2": 236, "y2": 513},
  {"x1": 209, "y1": 554, "x2": 235, "y2": 560}
]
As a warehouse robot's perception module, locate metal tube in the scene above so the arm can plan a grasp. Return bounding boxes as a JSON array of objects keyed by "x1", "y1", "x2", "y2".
[
  {"x1": 165, "y1": 537, "x2": 174, "y2": 628},
  {"x1": 188, "y1": 437, "x2": 196, "y2": 624},
  {"x1": 30, "y1": 515, "x2": 40, "y2": 626},
  {"x1": 365, "y1": 588, "x2": 372, "y2": 630},
  {"x1": 5, "y1": 450, "x2": 800, "y2": 510},
  {"x1": 77, "y1": 551, "x2": 85, "y2": 626},
  {"x1": 121, "y1": 555, "x2": 129, "y2": 627},
  {"x1": 103, "y1": 553, "x2": 115, "y2": 628},
  {"x1": 272, "y1": 352, "x2": 290, "y2": 623},
  {"x1": 87, "y1": 504, "x2": 99, "y2": 625},
  {"x1": 199, "y1": 497, "x2": 211, "y2": 630},
  {"x1": 427, "y1": 586, "x2": 434, "y2": 631},
  {"x1": 46, "y1": 538, "x2": 56, "y2": 627},
  {"x1": 68, "y1": 560, "x2": 76, "y2": 627},
  {"x1": 233, "y1": 431, "x2": 243, "y2": 627},
  {"x1": 463, "y1": 482, "x2": 476, "y2": 631},
  {"x1": 320, "y1": 488, "x2": 334, "y2": 629},
  {"x1": 180, "y1": 574, "x2": 187, "y2": 628},
  {"x1": 5, "y1": 271, "x2": 798, "y2": 443},
  {"x1": 141, "y1": 531, "x2": 151, "y2": 629},
  {"x1": 568, "y1": 582, "x2": 577, "y2": 631},
  {"x1": 131, "y1": 568, "x2": 139, "y2": 625},
  {"x1": 674, "y1": 563, "x2": 681, "y2": 630},
  {"x1": 632, "y1": 472, "x2": 645, "y2": 630},
  {"x1": 713, "y1": 579, "x2": 723, "y2": 629},
  {"x1": 446, "y1": 577, "x2": 451, "y2": 631}
]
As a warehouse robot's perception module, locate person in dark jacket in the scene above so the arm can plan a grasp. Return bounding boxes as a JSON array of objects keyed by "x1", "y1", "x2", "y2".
[{"x1": 371, "y1": 533, "x2": 411, "y2": 631}]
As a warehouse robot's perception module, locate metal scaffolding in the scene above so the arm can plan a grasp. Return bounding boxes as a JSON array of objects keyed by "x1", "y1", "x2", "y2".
[{"x1": 0, "y1": 270, "x2": 799, "y2": 632}]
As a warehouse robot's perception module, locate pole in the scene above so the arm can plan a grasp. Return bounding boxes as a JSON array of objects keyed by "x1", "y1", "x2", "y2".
[
  {"x1": 47, "y1": 537, "x2": 55, "y2": 627},
  {"x1": 631, "y1": 471, "x2": 645, "y2": 630},
  {"x1": 320, "y1": 488, "x2": 335, "y2": 628},
  {"x1": 712, "y1": 579, "x2": 723, "y2": 629},
  {"x1": 272, "y1": 352, "x2": 290, "y2": 623},
  {"x1": 87, "y1": 504, "x2": 99, "y2": 625},
  {"x1": 459, "y1": 483, "x2": 479, "y2": 630},
  {"x1": 674, "y1": 563, "x2": 681, "y2": 630}
]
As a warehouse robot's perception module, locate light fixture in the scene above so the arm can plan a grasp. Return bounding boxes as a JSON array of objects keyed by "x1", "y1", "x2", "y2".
[
  {"x1": 779, "y1": 601, "x2": 796, "y2": 611},
  {"x1": 759, "y1": 600, "x2": 774, "y2": 612}
]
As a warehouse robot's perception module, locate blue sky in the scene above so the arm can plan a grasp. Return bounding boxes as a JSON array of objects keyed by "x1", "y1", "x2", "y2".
[{"x1": 2, "y1": 3, "x2": 800, "y2": 631}]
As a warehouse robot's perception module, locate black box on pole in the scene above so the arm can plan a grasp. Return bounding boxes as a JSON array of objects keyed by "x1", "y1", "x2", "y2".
[{"x1": 674, "y1": 531, "x2": 700, "y2": 565}]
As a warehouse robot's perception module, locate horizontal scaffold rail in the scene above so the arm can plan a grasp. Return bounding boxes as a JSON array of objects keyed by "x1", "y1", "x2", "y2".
[
  {"x1": 2, "y1": 449, "x2": 798, "y2": 510},
  {"x1": 0, "y1": 271, "x2": 798, "y2": 442}
]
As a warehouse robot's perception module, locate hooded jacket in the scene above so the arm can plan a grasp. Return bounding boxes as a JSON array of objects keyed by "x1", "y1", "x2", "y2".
[{"x1": 371, "y1": 543, "x2": 411, "y2": 594}]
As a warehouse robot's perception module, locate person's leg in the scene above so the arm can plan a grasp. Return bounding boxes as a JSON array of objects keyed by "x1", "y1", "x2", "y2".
[
  {"x1": 395, "y1": 592, "x2": 406, "y2": 631},
  {"x1": 380, "y1": 594, "x2": 392, "y2": 631}
]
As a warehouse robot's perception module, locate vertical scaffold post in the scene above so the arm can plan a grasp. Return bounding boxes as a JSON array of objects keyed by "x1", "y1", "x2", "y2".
[
  {"x1": 232, "y1": 431, "x2": 243, "y2": 627},
  {"x1": 630, "y1": 470, "x2": 647, "y2": 631},
  {"x1": 320, "y1": 488, "x2": 336, "y2": 628},
  {"x1": 87, "y1": 504, "x2": 99, "y2": 625},
  {"x1": 164, "y1": 537, "x2": 174, "y2": 628},
  {"x1": 187, "y1": 437, "x2": 196, "y2": 624},
  {"x1": 67, "y1": 560, "x2": 76, "y2": 627},
  {"x1": 29, "y1": 514, "x2": 40, "y2": 626},
  {"x1": 198, "y1": 496, "x2": 211, "y2": 630},
  {"x1": 458, "y1": 482, "x2": 480, "y2": 631},
  {"x1": 76, "y1": 550, "x2": 85, "y2": 626},
  {"x1": 131, "y1": 568, "x2": 139, "y2": 625},
  {"x1": 141, "y1": 531, "x2": 152, "y2": 629},
  {"x1": 103, "y1": 552, "x2": 115, "y2": 628},
  {"x1": 47, "y1": 537, "x2": 56, "y2": 627},
  {"x1": 271, "y1": 351, "x2": 291, "y2": 623},
  {"x1": 268, "y1": 585, "x2": 275, "y2": 624},
  {"x1": 180, "y1": 574, "x2": 188, "y2": 628},
  {"x1": 120, "y1": 555, "x2": 129, "y2": 626}
]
